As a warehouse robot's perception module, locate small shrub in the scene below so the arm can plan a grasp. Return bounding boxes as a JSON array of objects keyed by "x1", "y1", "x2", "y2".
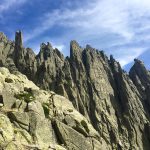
[{"x1": 14, "y1": 92, "x2": 35, "y2": 103}]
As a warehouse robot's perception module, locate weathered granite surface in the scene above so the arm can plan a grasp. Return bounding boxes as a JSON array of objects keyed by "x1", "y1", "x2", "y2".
[
  {"x1": 0, "y1": 67, "x2": 101, "y2": 149},
  {"x1": 0, "y1": 31, "x2": 150, "y2": 149}
]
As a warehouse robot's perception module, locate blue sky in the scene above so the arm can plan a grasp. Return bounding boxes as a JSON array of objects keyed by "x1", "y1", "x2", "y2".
[{"x1": 0, "y1": 0, "x2": 150, "y2": 70}]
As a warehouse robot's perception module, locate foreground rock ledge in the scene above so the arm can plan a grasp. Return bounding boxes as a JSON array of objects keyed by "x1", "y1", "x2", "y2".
[{"x1": 0, "y1": 67, "x2": 101, "y2": 150}]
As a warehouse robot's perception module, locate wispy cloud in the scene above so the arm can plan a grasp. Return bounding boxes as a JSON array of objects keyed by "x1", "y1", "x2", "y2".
[
  {"x1": 24, "y1": 1, "x2": 132, "y2": 41},
  {"x1": 0, "y1": 0, "x2": 27, "y2": 14},
  {"x1": 19, "y1": 0, "x2": 150, "y2": 66},
  {"x1": 53, "y1": 44, "x2": 64, "y2": 52},
  {"x1": 112, "y1": 47, "x2": 147, "y2": 66}
]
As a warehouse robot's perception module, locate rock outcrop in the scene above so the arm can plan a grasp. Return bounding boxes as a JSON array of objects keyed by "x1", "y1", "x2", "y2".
[
  {"x1": 0, "y1": 67, "x2": 101, "y2": 150},
  {"x1": 0, "y1": 31, "x2": 150, "y2": 149}
]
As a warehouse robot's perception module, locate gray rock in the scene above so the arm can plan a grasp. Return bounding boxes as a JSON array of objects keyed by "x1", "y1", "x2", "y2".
[
  {"x1": 54, "y1": 120, "x2": 93, "y2": 150},
  {"x1": 7, "y1": 111, "x2": 29, "y2": 131},
  {"x1": 0, "y1": 31, "x2": 150, "y2": 149}
]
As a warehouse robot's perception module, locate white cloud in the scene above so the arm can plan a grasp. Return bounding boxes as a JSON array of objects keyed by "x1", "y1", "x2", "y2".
[
  {"x1": 25, "y1": 0, "x2": 150, "y2": 40},
  {"x1": 0, "y1": 0, "x2": 27, "y2": 14},
  {"x1": 116, "y1": 48, "x2": 147, "y2": 66},
  {"x1": 23, "y1": 0, "x2": 150, "y2": 66},
  {"x1": 53, "y1": 44, "x2": 65, "y2": 52}
]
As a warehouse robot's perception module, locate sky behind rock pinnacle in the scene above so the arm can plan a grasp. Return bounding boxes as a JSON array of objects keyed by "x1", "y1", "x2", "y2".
[{"x1": 0, "y1": 0, "x2": 150, "y2": 70}]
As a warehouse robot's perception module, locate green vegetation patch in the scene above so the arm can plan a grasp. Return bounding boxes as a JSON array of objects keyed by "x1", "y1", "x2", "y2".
[{"x1": 14, "y1": 91, "x2": 35, "y2": 103}]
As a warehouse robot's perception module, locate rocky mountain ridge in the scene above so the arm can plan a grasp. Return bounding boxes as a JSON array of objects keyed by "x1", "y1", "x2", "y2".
[{"x1": 0, "y1": 31, "x2": 150, "y2": 149}]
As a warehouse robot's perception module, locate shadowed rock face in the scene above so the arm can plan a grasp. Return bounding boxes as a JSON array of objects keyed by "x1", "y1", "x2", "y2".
[{"x1": 0, "y1": 31, "x2": 150, "y2": 149}]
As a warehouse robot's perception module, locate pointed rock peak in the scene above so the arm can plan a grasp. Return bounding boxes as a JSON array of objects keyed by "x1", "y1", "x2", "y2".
[
  {"x1": 40, "y1": 42, "x2": 46, "y2": 48},
  {"x1": 40, "y1": 42, "x2": 53, "y2": 50},
  {"x1": 39, "y1": 42, "x2": 53, "y2": 54},
  {"x1": 70, "y1": 40, "x2": 79, "y2": 47},
  {"x1": 110, "y1": 55, "x2": 117, "y2": 64},
  {"x1": 86, "y1": 44, "x2": 93, "y2": 49},
  {"x1": 70, "y1": 40, "x2": 81, "y2": 51},
  {"x1": 109, "y1": 55, "x2": 122, "y2": 73},
  {"x1": 15, "y1": 30, "x2": 23, "y2": 48},
  {"x1": 47, "y1": 42, "x2": 53, "y2": 48},
  {"x1": 129, "y1": 59, "x2": 148, "y2": 77},
  {"x1": 110, "y1": 55, "x2": 114, "y2": 62},
  {"x1": 0, "y1": 32, "x2": 5, "y2": 38},
  {"x1": 0, "y1": 32, "x2": 3, "y2": 35},
  {"x1": 100, "y1": 50, "x2": 108, "y2": 60},
  {"x1": 38, "y1": 42, "x2": 54, "y2": 60},
  {"x1": 130, "y1": 59, "x2": 146, "y2": 73},
  {"x1": 0, "y1": 32, "x2": 7, "y2": 42},
  {"x1": 54, "y1": 48, "x2": 64, "y2": 60},
  {"x1": 100, "y1": 50, "x2": 106, "y2": 60},
  {"x1": 70, "y1": 40, "x2": 82, "y2": 59},
  {"x1": 129, "y1": 59, "x2": 150, "y2": 89},
  {"x1": 134, "y1": 58, "x2": 144, "y2": 66}
]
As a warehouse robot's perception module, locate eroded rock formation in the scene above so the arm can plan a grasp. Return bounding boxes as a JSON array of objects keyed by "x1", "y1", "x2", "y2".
[
  {"x1": 0, "y1": 67, "x2": 101, "y2": 149},
  {"x1": 0, "y1": 31, "x2": 150, "y2": 149}
]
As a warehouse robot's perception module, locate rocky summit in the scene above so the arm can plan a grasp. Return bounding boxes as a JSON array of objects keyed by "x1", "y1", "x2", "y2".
[{"x1": 0, "y1": 31, "x2": 150, "y2": 150}]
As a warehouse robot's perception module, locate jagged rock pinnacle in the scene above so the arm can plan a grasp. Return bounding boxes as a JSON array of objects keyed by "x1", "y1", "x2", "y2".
[
  {"x1": 70, "y1": 40, "x2": 83, "y2": 61},
  {"x1": 15, "y1": 30, "x2": 23, "y2": 48},
  {"x1": 86, "y1": 44, "x2": 92, "y2": 49},
  {"x1": 110, "y1": 55, "x2": 114, "y2": 62},
  {"x1": 0, "y1": 32, "x2": 7, "y2": 42},
  {"x1": 134, "y1": 58, "x2": 144, "y2": 65},
  {"x1": 129, "y1": 58, "x2": 150, "y2": 94},
  {"x1": 39, "y1": 42, "x2": 54, "y2": 61},
  {"x1": 70, "y1": 40, "x2": 80, "y2": 49},
  {"x1": 40, "y1": 42, "x2": 53, "y2": 50}
]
